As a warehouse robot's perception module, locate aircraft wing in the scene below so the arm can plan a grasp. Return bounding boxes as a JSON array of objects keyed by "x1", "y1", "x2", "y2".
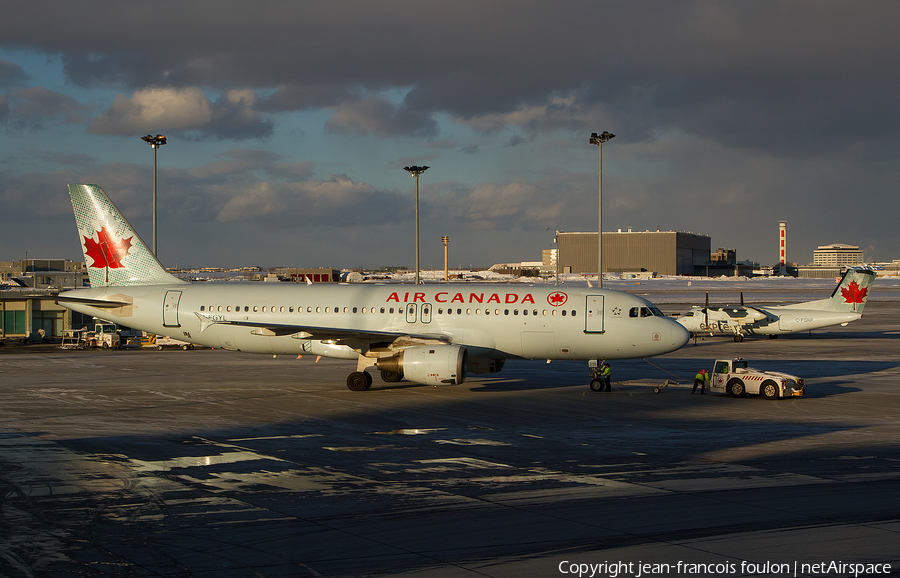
[
  {"x1": 195, "y1": 312, "x2": 448, "y2": 343},
  {"x1": 713, "y1": 306, "x2": 768, "y2": 322}
]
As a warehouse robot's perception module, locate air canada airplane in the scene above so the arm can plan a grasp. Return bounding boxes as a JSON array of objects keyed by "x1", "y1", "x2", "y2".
[
  {"x1": 676, "y1": 267, "x2": 876, "y2": 342},
  {"x1": 57, "y1": 184, "x2": 690, "y2": 390}
]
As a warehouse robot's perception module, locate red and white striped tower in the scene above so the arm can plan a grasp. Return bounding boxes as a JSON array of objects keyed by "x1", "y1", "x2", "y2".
[{"x1": 779, "y1": 221, "x2": 787, "y2": 266}]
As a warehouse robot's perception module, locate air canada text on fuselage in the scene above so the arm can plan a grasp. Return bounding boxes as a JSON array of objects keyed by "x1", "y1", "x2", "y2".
[{"x1": 385, "y1": 291, "x2": 551, "y2": 305}]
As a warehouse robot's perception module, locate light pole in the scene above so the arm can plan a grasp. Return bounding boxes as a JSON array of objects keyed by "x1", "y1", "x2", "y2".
[
  {"x1": 403, "y1": 165, "x2": 429, "y2": 284},
  {"x1": 554, "y1": 230, "x2": 560, "y2": 286},
  {"x1": 441, "y1": 236, "x2": 449, "y2": 281},
  {"x1": 589, "y1": 131, "x2": 614, "y2": 288},
  {"x1": 141, "y1": 134, "x2": 167, "y2": 256}
]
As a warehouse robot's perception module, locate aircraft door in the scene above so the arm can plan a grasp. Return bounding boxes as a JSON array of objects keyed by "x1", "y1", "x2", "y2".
[
  {"x1": 421, "y1": 303, "x2": 433, "y2": 324},
  {"x1": 163, "y1": 290, "x2": 182, "y2": 327},
  {"x1": 406, "y1": 303, "x2": 417, "y2": 323},
  {"x1": 585, "y1": 295, "x2": 605, "y2": 333}
]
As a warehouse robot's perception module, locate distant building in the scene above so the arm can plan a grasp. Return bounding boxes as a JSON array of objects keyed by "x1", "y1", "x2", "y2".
[
  {"x1": 812, "y1": 244, "x2": 864, "y2": 267},
  {"x1": 556, "y1": 230, "x2": 710, "y2": 276},
  {"x1": 711, "y1": 248, "x2": 736, "y2": 265},
  {"x1": 1, "y1": 259, "x2": 89, "y2": 342},
  {"x1": 274, "y1": 267, "x2": 338, "y2": 283}
]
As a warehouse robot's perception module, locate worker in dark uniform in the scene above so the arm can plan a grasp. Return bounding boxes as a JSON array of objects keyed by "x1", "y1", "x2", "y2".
[
  {"x1": 600, "y1": 361, "x2": 611, "y2": 392},
  {"x1": 693, "y1": 368, "x2": 709, "y2": 394}
]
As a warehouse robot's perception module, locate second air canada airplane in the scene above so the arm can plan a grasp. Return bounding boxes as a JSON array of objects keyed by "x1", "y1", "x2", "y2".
[{"x1": 58, "y1": 184, "x2": 690, "y2": 390}]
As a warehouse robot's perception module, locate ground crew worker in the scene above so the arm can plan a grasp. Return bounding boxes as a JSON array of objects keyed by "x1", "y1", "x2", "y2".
[
  {"x1": 693, "y1": 368, "x2": 709, "y2": 394},
  {"x1": 600, "y1": 361, "x2": 611, "y2": 392}
]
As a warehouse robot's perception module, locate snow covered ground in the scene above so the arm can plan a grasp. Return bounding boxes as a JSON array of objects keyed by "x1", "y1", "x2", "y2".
[{"x1": 387, "y1": 270, "x2": 900, "y2": 304}]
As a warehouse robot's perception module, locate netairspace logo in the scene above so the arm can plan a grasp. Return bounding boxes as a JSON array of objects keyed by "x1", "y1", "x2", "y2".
[{"x1": 557, "y1": 560, "x2": 893, "y2": 577}]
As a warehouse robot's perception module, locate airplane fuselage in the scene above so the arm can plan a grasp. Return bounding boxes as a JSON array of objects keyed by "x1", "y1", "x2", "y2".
[
  {"x1": 61, "y1": 282, "x2": 689, "y2": 361},
  {"x1": 677, "y1": 306, "x2": 861, "y2": 336}
]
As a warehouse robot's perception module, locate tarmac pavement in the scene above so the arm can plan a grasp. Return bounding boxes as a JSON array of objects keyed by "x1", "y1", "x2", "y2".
[{"x1": 1, "y1": 302, "x2": 899, "y2": 577}]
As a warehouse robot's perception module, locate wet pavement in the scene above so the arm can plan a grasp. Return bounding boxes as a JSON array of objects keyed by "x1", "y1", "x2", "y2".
[{"x1": 1, "y1": 302, "x2": 899, "y2": 577}]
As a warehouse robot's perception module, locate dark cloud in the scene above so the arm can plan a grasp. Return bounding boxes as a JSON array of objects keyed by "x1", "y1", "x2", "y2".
[
  {"x1": 5, "y1": 86, "x2": 91, "y2": 130},
  {"x1": 324, "y1": 95, "x2": 438, "y2": 138},
  {"x1": 0, "y1": 60, "x2": 29, "y2": 87},
  {"x1": 3, "y1": 1, "x2": 897, "y2": 147}
]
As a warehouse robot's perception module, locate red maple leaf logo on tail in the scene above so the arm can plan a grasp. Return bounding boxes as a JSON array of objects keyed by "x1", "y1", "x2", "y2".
[
  {"x1": 83, "y1": 226, "x2": 133, "y2": 282},
  {"x1": 841, "y1": 280, "x2": 868, "y2": 307}
]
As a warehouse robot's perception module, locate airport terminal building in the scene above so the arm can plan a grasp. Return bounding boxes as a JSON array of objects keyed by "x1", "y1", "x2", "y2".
[{"x1": 555, "y1": 230, "x2": 711, "y2": 276}]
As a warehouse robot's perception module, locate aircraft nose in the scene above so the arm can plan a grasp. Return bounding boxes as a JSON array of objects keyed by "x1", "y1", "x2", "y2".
[
  {"x1": 659, "y1": 319, "x2": 690, "y2": 353},
  {"x1": 672, "y1": 321, "x2": 690, "y2": 348}
]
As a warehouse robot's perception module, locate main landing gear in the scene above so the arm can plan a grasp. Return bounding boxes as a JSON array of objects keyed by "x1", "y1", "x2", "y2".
[
  {"x1": 346, "y1": 369, "x2": 406, "y2": 391},
  {"x1": 347, "y1": 371, "x2": 373, "y2": 391},
  {"x1": 380, "y1": 369, "x2": 402, "y2": 383}
]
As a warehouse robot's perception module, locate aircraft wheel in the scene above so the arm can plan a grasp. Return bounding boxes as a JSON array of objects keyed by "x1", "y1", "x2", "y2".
[
  {"x1": 653, "y1": 387, "x2": 661, "y2": 394},
  {"x1": 157, "y1": 345, "x2": 163, "y2": 351},
  {"x1": 761, "y1": 380, "x2": 779, "y2": 400},
  {"x1": 728, "y1": 379, "x2": 746, "y2": 398},
  {"x1": 733, "y1": 334, "x2": 744, "y2": 342},
  {"x1": 768, "y1": 334, "x2": 779, "y2": 339},
  {"x1": 381, "y1": 370, "x2": 402, "y2": 383},
  {"x1": 347, "y1": 371, "x2": 373, "y2": 391},
  {"x1": 589, "y1": 379, "x2": 604, "y2": 392},
  {"x1": 181, "y1": 344, "x2": 189, "y2": 350}
]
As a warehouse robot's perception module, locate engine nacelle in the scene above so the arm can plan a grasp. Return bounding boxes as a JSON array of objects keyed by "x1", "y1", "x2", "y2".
[
  {"x1": 376, "y1": 345, "x2": 468, "y2": 386},
  {"x1": 468, "y1": 357, "x2": 505, "y2": 375}
]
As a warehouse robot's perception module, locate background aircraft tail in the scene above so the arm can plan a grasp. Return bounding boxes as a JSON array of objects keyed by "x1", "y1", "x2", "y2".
[
  {"x1": 68, "y1": 183, "x2": 185, "y2": 287},
  {"x1": 825, "y1": 267, "x2": 876, "y2": 313},
  {"x1": 783, "y1": 267, "x2": 876, "y2": 313}
]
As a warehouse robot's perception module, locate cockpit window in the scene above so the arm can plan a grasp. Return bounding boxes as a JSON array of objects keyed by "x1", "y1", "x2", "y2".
[{"x1": 631, "y1": 306, "x2": 662, "y2": 318}]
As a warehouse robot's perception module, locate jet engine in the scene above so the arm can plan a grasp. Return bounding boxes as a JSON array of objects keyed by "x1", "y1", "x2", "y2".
[{"x1": 376, "y1": 345, "x2": 468, "y2": 386}]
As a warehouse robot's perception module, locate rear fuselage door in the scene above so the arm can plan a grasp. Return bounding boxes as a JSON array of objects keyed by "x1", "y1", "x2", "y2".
[
  {"x1": 163, "y1": 290, "x2": 182, "y2": 327},
  {"x1": 585, "y1": 295, "x2": 605, "y2": 333}
]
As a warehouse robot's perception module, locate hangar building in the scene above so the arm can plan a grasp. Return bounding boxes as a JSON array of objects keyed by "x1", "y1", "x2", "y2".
[{"x1": 556, "y1": 230, "x2": 710, "y2": 276}]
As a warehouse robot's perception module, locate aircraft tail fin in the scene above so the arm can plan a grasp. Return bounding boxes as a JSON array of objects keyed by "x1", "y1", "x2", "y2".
[
  {"x1": 824, "y1": 267, "x2": 876, "y2": 313},
  {"x1": 68, "y1": 184, "x2": 186, "y2": 287}
]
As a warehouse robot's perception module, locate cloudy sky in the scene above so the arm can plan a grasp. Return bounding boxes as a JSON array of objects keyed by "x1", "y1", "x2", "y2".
[{"x1": 1, "y1": 1, "x2": 898, "y2": 271}]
